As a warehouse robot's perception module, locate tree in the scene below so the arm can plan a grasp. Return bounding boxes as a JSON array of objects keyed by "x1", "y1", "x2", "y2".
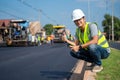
[
  {"x1": 102, "y1": 14, "x2": 120, "y2": 40},
  {"x1": 43, "y1": 24, "x2": 53, "y2": 35}
]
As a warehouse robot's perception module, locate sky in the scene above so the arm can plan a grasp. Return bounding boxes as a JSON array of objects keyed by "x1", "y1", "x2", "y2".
[{"x1": 0, "y1": 0, "x2": 120, "y2": 35}]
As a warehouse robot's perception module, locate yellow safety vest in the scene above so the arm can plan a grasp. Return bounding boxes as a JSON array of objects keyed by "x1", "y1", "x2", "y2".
[
  {"x1": 76, "y1": 22, "x2": 109, "y2": 48},
  {"x1": 38, "y1": 36, "x2": 41, "y2": 41}
]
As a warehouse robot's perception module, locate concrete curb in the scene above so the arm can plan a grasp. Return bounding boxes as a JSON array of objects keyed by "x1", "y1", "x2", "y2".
[
  {"x1": 69, "y1": 60, "x2": 96, "y2": 80},
  {"x1": 69, "y1": 60, "x2": 85, "y2": 80},
  {"x1": 83, "y1": 62, "x2": 96, "y2": 80}
]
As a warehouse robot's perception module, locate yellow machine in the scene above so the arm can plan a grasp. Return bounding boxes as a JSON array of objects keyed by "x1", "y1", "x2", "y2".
[{"x1": 52, "y1": 25, "x2": 65, "y2": 43}]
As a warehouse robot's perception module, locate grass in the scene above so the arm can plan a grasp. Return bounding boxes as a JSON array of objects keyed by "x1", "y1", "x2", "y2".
[{"x1": 96, "y1": 48, "x2": 120, "y2": 80}]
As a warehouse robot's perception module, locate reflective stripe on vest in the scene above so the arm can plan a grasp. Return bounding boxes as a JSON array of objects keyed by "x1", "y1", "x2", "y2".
[{"x1": 76, "y1": 22, "x2": 109, "y2": 48}]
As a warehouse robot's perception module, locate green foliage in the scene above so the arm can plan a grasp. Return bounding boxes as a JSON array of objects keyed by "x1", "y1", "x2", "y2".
[
  {"x1": 102, "y1": 14, "x2": 120, "y2": 40},
  {"x1": 43, "y1": 24, "x2": 53, "y2": 35}
]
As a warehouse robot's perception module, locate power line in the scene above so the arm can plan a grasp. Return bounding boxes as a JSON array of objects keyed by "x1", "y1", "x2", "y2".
[
  {"x1": 0, "y1": 10, "x2": 23, "y2": 19},
  {"x1": 17, "y1": 0, "x2": 38, "y2": 11},
  {"x1": 0, "y1": 9, "x2": 35, "y2": 21},
  {"x1": 17, "y1": 0, "x2": 57, "y2": 24}
]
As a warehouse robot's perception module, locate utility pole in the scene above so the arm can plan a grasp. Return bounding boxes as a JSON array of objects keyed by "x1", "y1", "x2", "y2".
[
  {"x1": 88, "y1": 0, "x2": 90, "y2": 21},
  {"x1": 109, "y1": 25, "x2": 111, "y2": 41},
  {"x1": 39, "y1": 9, "x2": 41, "y2": 22},
  {"x1": 111, "y1": 0, "x2": 114, "y2": 41}
]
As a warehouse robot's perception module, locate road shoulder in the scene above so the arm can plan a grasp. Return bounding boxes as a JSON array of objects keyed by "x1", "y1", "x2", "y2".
[{"x1": 69, "y1": 60, "x2": 96, "y2": 80}]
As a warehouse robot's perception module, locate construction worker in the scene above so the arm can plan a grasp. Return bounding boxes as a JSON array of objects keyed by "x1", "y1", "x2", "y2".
[
  {"x1": 47, "y1": 36, "x2": 51, "y2": 44},
  {"x1": 37, "y1": 35, "x2": 41, "y2": 46},
  {"x1": 68, "y1": 34, "x2": 74, "y2": 41},
  {"x1": 50, "y1": 34, "x2": 54, "y2": 45},
  {"x1": 62, "y1": 9, "x2": 111, "y2": 72}
]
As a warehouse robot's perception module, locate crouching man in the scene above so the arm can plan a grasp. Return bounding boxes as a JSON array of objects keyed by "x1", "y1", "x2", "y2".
[{"x1": 62, "y1": 9, "x2": 111, "y2": 72}]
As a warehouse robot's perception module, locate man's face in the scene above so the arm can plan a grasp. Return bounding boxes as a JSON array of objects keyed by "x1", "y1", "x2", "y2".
[{"x1": 74, "y1": 17, "x2": 85, "y2": 28}]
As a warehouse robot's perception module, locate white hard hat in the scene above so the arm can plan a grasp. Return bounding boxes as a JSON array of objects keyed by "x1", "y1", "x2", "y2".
[{"x1": 72, "y1": 9, "x2": 85, "y2": 21}]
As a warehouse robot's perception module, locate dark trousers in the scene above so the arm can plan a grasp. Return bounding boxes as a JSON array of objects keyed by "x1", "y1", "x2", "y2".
[{"x1": 70, "y1": 44, "x2": 110, "y2": 66}]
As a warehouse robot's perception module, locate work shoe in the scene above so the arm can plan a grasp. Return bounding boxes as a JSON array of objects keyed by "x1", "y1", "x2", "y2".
[
  {"x1": 92, "y1": 65, "x2": 103, "y2": 72},
  {"x1": 87, "y1": 63, "x2": 95, "y2": 67}
]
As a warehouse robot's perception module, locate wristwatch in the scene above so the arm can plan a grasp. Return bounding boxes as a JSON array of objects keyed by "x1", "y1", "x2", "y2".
[{"x1": 79, "y1": 45, "x2": 82, "y2": 49}]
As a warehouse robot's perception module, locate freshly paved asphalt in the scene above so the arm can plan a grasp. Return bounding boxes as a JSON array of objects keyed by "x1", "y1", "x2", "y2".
[
  {"x1": 0, "y1": 43, "x2": 77, "y2": 80},
  {"x1": 0, "y1": 42, "x2": 118, "y2": 80},
  {"x1": 109, "y1": 42, "x2": 120, "y2": 50}
]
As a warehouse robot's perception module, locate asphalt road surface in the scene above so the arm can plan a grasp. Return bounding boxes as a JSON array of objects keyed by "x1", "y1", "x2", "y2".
[
  {"x1": 0, "y1": 43, "x2": 77, "y2": 80},
  {"x1": 109, "y1": 42, "x2": 120, "y2": 50}
]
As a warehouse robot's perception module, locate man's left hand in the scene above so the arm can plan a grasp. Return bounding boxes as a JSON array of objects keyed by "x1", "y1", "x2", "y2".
[{"x1": 69, "y1": 45, "x2": 79, "y2": 52}]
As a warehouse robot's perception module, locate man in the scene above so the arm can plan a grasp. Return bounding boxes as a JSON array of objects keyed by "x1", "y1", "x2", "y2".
[
  {"x1": 62, "y1": 9, "x2": 111, "y2": 72},
  {"x1": 37, "y1": 35, "x2": 41, "y2": 46},
  {"x1": 50, "y1": 34, "x2": 54, "y2": 45}
]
